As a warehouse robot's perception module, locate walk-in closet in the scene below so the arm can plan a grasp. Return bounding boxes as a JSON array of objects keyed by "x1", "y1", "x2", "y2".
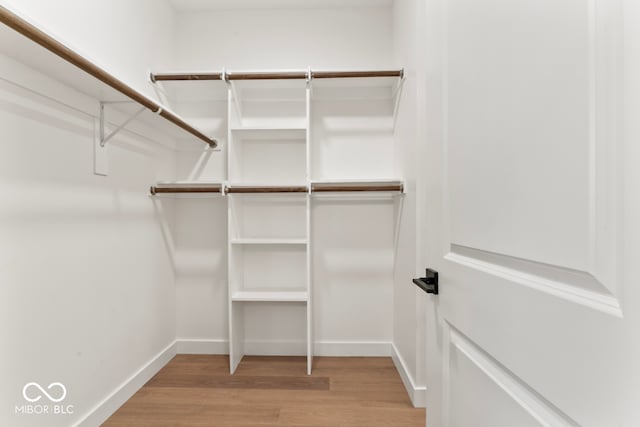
[{"x1": 3, "y1": 1, "x2": 640, "y2": 426}]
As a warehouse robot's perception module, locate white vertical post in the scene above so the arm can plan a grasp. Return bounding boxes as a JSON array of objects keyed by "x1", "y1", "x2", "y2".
[
  {"x1": 305, "y1": 83, "x2": 313, "y2": 375},
  {"x1": 226, "y1": 86, "x2": 233, "y2": 184},
  {"x1": 226, "y1": 85, "x2": 244, "y2": 374}
]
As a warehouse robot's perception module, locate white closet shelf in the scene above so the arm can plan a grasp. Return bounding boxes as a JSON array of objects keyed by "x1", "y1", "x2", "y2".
[
  {"x1": 150, "y1": 69, "x2": 404, "y2": 101},
  {"x1": 231, "y1": 238, "x2": 307, "y2": 245},
  {"x1": 229, "y1": 127, "x2": 307, "y2": 137},
  {"x1": 151, "y1": 69, "x2": 403, "y2": 82},
  {"x1": 153, "y1": 80, "x2": 228, "y2": 104},
  {"x1": 312, "y1": 76, "x2": 403, "y2": 101},
  {"x1": 0, "y1": 6, "x2": 218, "y2": 147},
  {"x1": 231, "y1": 290, "x2": 308, "y2": 302}
]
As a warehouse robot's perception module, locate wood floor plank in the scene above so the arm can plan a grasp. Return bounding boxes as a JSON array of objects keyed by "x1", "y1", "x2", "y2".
[
  {"x1": 148, "y1": 373, "x2": 330, "y2": 390},
  {"x1": 104, "y1": 355, "x2": 425, "y2": 427},
  {"x1": 278, "y1": 406, "x2": 426, "y2": 427}
]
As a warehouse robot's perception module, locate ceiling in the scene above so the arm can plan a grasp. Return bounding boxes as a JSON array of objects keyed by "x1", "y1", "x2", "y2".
[{"x1": 168, "y1": 0, "x2": 393, "y2": 11}]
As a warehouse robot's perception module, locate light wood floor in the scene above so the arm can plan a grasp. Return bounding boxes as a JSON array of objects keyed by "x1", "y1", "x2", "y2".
[{"x1": 103, "y1": 355, "x2": 425, "y2": 427}]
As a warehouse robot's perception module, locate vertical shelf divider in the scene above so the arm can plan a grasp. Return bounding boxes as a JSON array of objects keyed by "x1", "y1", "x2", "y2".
[
  {"x1": 305, "y1": 80, "x2": 313, "y2": 375},
  {"x1": 227, "y1": 85, "x2": 244, "y2": 374}
]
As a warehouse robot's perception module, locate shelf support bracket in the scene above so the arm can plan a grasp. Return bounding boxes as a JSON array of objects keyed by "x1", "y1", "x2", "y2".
[
  {"x1": 99, "y1": 102, "x2": 146, "y2": 147},
  {"x1": 94, "y1": 101, "x2": 145, "y2": 176},
  {"x1": 392, "y1": 71, "x2": 405, "y2": 129}
]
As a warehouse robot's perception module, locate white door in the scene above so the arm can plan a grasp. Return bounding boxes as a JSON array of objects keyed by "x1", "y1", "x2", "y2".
[{"x1": 421, "y1": 0, "x2": 640, "y2": 426}]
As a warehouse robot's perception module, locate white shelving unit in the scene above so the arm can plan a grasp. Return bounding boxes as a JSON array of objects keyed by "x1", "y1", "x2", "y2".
[
  {"x1": 227, "y1": 77, "x2": 313, "y2": 375},
  {"x1": 149, "y1": 69, "x2": 405, "y2": 376}
]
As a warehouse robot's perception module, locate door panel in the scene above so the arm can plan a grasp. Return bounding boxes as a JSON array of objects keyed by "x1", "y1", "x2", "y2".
[
  {"x1": 445, "y1": 326, "x2": 577, "y2": 427},
  {"x1": 423, "y1": 0, "x2": 635, "y2": 425},
  {"x1": 447, "y1": 0, "x2": 591, "y2": 273}
]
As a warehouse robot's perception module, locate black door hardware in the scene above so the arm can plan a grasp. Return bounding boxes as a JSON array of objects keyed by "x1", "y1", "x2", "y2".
[{"x1": 413, "y1": 269, "x2": 439, "y2": 295}]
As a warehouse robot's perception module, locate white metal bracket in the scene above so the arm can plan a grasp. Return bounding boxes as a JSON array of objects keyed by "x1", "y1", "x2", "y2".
[
  {"x1": 93, "y1": 116, "x2": 108, "y2": 176},
  {"x1": 306, "y1": 66, "x2": 312, "y2": 85},
  {"x1": 93, "y1": 101, "x2": 145, "y2": 176},
  {"x1": 392, "y1": 70, "x2": 406, "y2": 128},
  {"x1": 306, "y1": 66, "x2": 313, "y2": 101},
  {"x1": 99, "y1": 101, "x2": 146, "y2": 147},
  {"x1": 225, "y1": 68, "x2": 244, "y2": 123}
]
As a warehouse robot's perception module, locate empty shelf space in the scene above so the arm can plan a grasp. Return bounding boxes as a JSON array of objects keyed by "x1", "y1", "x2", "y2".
[
  {"x1": 231, "y1": 238, "x2": 307, "y2": 245},
  {"x1": 229, "y1": 80, "x2": 307, "y2": 129},
  {"x1": 229, "y1": 127, "x2": 307, "y2": 139},
  {"x1": 151, "y1": 79, "x2": 228, "y2": 103},
  {"x1": 312, "y1": 74, "x2": 403, "y2": 101},
  {"x1": 230, "y1": 78, "x2": 308, "y2": 99},
  {"x1": 229, "y1": 195, "x2": 307, "y2": 241},
  {"x1": 228, "y1": 128, "x2": 307, "y2": 184},
  {"x1": 231, "y1": 290, "x2": 308, "y2": 302}
]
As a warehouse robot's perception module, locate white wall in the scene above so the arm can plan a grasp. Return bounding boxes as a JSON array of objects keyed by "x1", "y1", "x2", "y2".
[
  {"x1": 173, "y1": 6, "x2": 392, "y2": 70},
  {"x1": 171, "y1": 5, "x2": 397, "y2": 354},
  {"x1": 1, "y1": 0, "x2": 176, "y2": 100},
  {"x1": 391, "y1": 0, "x2": 427, "y2": 406},
  {"x1": 0, "y1": 1, "x2": 179, "y2": 425}
]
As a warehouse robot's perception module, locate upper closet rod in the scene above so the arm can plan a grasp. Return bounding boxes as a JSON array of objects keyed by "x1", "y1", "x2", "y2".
[
  {"x1": 311, "y1": 183, "x2": 404, "y2": 193},
  {"x1": 313, "y1": 70, "x2": 403, "y2": 79},
  {"x1": 149, "y1": 69, "x2": 404, "y2": 82},
  {"x1": 150, "y1": 72, "x2": 225, "y2": 82},
  {"x1": 0, "y1": 6, "x2": 217, "y2": 148}
]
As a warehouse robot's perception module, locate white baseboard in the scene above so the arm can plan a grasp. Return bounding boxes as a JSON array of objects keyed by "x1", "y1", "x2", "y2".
[
  {"x1": 176, "y1": 338, "x2": 229, "y2": 354},
  {"x1": 391, "y1": 343, "x2": 426, "y2": 408},
  {"x1": 74, "y1": 340, "x2": 177, "y2": 427},
  {"x1": 175, "y1": 339, "x2": 392, "y2": 357},
  {"x1": 245, "y1": 340, "x2": 306, "y2": 355}
]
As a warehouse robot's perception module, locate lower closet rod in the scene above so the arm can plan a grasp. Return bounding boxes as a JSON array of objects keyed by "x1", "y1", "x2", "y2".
[{"x1": 150, "y1": 186, "x2": 222, "y2": 195}]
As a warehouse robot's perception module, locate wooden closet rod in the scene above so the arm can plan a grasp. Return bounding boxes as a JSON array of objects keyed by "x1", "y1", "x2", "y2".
[
  {"x1": 312, "y1": 70, "x2": 404, "y2": 79},
  {"x1": 311, "y1": 183, "x2": 404, "y2": 193},
  {"x1": 150, "y1": 186, "x2": 222, "y2": 195},
  {"x1": 150, "y1": 72, "x2": 224, "y2": 82},
  {"x1": 0, "y1": 6, "x2": 217, "y2": 148},
  {"x1": 226, "y1": 186, "x2": 309, "y2": 194},
  {"x1": 150, "y1": 69, "x2": 404, "y2": 82},
  {"x1": 227, "y1": 71, "x2": 308, "y2": 80}
]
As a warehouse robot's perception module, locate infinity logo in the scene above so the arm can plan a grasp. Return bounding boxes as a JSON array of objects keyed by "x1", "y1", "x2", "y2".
[{"x1": 22, "y1": 382, "x2": 67, "y2": 403}]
